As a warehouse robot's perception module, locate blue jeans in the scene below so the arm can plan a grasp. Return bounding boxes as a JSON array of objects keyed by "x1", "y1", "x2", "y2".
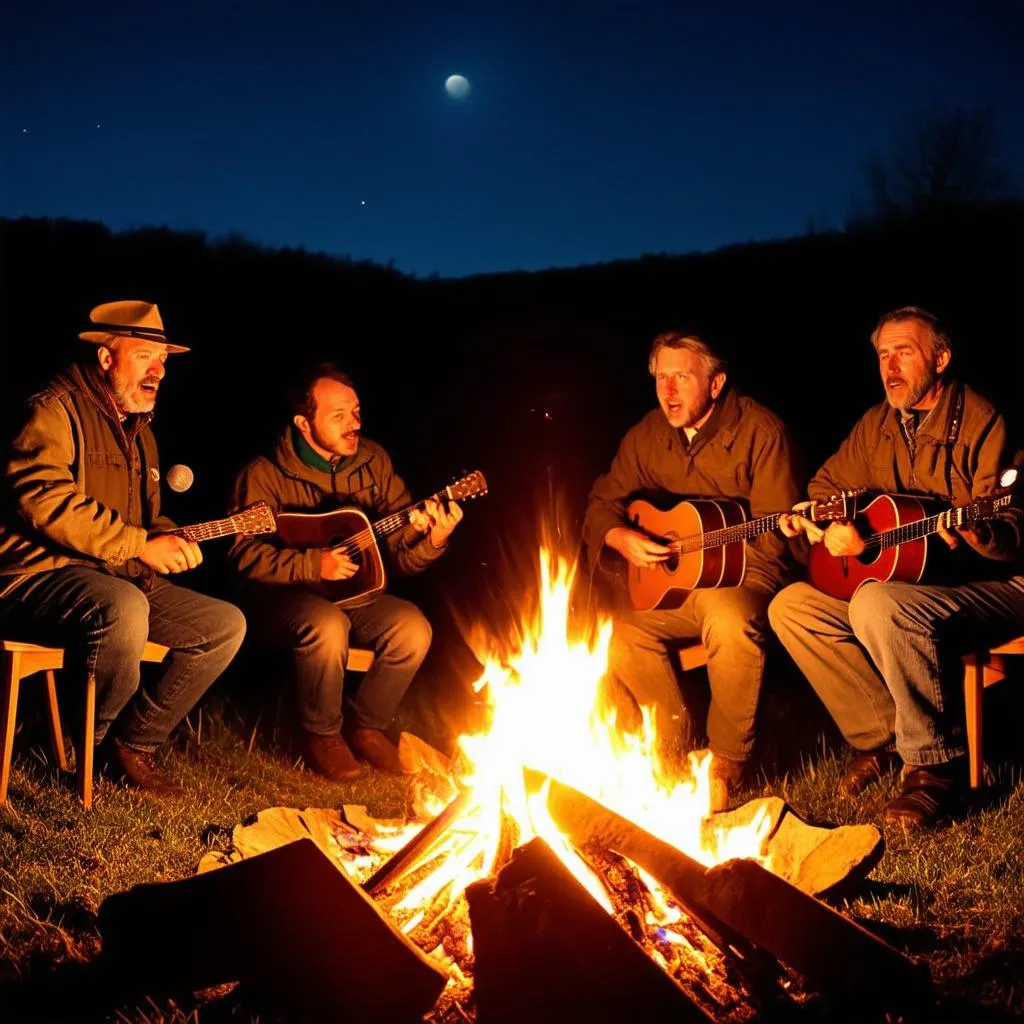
[
  {"x1": 240, "y1": 588, "x2": 431, "y2": 735},
  {"x1": 769, "y1": 578, "x2": 1024, "y2": 766},
  {"x1": 0, "y1": 567, "x2": 246, "y2": 751}
]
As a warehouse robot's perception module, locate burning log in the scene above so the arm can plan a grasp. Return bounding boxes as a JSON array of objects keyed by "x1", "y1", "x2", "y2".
[
  {"x1": 542, "y1": 775, "x2": 792, "y2": 1007},
  {"x1": 363, "y1": 788, "x2": 471, "y2": 896},
  {"x1": 466, "y1": 836, "x2": 712, "y2": 1024},
  {"x1": 99, "y1": 838, "x2": 447, "y2": 1021},
  {"x1": 699, "y1": 859, "x2": 930, "y2": 1012},
  {"x1": 543, "y1": 776, "x2": 929, "y2": 1014}
]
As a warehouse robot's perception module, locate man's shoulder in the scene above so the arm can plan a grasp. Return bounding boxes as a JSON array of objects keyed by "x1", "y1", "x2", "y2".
[
  {"x1": 356, "y1": 436, "x2": 393, "y2": 466},
  {"x1": 960, "y1": 382, "x2": 1003, "y2": 424},
  {"x1": 235, "y1": 452, "x2": 280, "y2": 482},
  {"x1": 626, "y1": 409, "x2": 668, "y2": 443},
  {"x1": 730, "y1": 392, "x2": 789, "y2": 434}
]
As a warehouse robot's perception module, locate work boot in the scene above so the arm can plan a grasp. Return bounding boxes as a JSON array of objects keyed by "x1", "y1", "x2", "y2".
[
  {"x1": 706, "y1": 751, "x2": 747, "y2": 813},
  {"x1": 883, "y1": 761, "x2": 966, "y2": 829},
  {"x1": 841, "y1": 749, "x2": 901, "y2": 797},
  {"x1": 346, "y1": 727, "x2": 415, "y2": 774},
  {"x1": 304, "y1": 732, "x2": 363, "y2": 782},
  {"x1": 105, "y1": 740, "x2": 183, "y2": 796}
]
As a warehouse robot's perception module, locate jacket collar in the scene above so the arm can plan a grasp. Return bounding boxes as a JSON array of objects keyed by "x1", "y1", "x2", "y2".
[
  {"x1": 656, "y1": 385, "x2": 743, "y2": 454},
  {"x1": 271, "y1": 426, "x2": 369, "y2": 487}
]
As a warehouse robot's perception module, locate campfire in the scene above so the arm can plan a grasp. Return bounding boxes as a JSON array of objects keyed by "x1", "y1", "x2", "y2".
[
  {"x1": 101, "y1": 548, "x2": 926, "y2": 1022},
  {"x1": 336, "y1": 551, "x2": 778, "y2": 1012}
]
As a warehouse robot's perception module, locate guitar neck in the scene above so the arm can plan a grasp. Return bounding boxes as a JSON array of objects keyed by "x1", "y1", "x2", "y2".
[
  {"x1": 867, "y1": 495, "x2": 1010, "y2": 552},
  {"x1": 372, "y1": 489, "x2": 449, "y2": 538},
  {"x1": 674, "y1": 512, "x2": 781, "y2": 555},
  {"x1": 173, "y1": 516, "x2": 246, "y2": 543}
]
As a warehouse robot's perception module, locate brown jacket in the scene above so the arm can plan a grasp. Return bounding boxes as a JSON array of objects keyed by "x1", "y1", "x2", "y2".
[
  {"x1": 227, "y1": 429, "x2": 446, "y2": 586},
  {"x1": 810, "y1": 377, "x2": 1021, "y2": 563},
  {"x1": 0, "y1": 363, "x2": 174, "y2": 595},
  {"x1": 583, "y1": 387, "x2": 805, "y2": 595}
]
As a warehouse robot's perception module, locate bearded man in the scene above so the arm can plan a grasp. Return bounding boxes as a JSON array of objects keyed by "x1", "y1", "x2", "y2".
[
  {"x1": 583, "y1": 331, "x2": 804, "y2": 807},
  {"x1": 0, "y1": 301, "x2": 246, "y2": 796},
  {"x1": 770, "y1": 307, "x2": 1024, "y2": 827},
  {"x1": 228, "y1": 363, "x2": 461, "y2": 781}
]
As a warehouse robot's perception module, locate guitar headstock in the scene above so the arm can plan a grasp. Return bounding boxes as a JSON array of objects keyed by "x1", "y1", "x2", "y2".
[
  {"x1": 446, "y1": 470, "x2": 488, "y2": 503},
  {"x1": 233, "y1": 500, "x2": 276, "y2": 536},
  {"x1": 808, "y1": 488, "x2": 864, "y2": 523},
  {"x1": 964, "y1": 467, "x2": 1020, "y2": 524}
]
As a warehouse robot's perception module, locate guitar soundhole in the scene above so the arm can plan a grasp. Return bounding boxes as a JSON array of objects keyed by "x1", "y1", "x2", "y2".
[{"x1": 664, "y1": 533, "x2": 680, "y2": 573}]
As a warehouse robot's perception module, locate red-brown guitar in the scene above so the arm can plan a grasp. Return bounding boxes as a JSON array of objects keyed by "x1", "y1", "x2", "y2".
[
  {"x1": 627, "y1": 492, "x2": 857, "y2": 612},
  {"x1": 808, "y1": 482, "x2": 1018, "y2": 601},
  {"x1": 275, "y1": 471, "x2": 488, "y2": 608}
]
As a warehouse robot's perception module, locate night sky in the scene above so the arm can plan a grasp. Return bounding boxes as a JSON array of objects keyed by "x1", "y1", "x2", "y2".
[{"x1": 4, "y1": 1, "x2": 1022, "y2": 277}]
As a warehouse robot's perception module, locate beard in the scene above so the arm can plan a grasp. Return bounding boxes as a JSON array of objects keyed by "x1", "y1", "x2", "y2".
[
  {"x1": 310, "y1": 421, "x2": 359, "y2": 457},
  {"x1": 885, "y1": 370, "x2": 936, "y2": 411},
  {"x1": 108, "y1": 367, "x2": 160, "y2": 414}
]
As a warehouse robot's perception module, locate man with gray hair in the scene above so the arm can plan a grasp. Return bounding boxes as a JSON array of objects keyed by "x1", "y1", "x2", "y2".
[
  {"x1": 0, "y1": 301, "x2": 246, "y2": 797},
  {"x1": 583, "y1": 331, "x2": 804, "y2": 808},
  {"x1": 771, "y1": 306, "x2": 1024, "y2": 827}
]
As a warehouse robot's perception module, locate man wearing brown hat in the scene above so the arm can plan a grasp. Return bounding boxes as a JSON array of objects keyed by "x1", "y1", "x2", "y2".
[{"x1": 0, "y1": 301, "x2": 246, "y2": 796}]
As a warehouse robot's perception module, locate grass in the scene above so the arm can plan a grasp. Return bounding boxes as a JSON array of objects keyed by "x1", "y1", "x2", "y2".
[{"x1": 2, "y1": 696, "x2": 1024, "y2": 1021}]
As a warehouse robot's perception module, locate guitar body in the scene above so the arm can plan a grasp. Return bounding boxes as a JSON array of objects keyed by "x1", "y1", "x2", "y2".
[
  {"x1": 275, "y1": 507, "x2": 387, "y2": 608},
  {"x1": 808, "y1": 494, "x2": 928, "y2": 601},
  {"x1": 627, "y1": 498, "x2": 747, "y2": 612}
]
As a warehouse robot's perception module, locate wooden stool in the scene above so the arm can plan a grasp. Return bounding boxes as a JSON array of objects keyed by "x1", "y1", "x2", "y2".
[
  {"x1": 678, "y1": 642, "x2": 709, "y2": 673},
  {"x1": 1, "y1": 640, "x2": 376, "y2": 809},
  {"x1": 962, "y1": 635, "x2": 1024, "y2": 789},
  {"x1": 1, "y1": 639, "x2": 169, "y2": 809}
]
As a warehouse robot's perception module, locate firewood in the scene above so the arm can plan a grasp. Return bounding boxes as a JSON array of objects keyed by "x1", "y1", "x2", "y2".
[
  {"x1": 700, "y1": 857, "x2": 930, "y2": 1012},
  {"x1": 466, "y1": 837, "x2": 712, "y2": 1024},
  {"x1": 99, "y1": 838, "x2": 447, "y2": 1021},
  {"x1": 362, "y1": 789, "x2": 471, "y2": 896}
]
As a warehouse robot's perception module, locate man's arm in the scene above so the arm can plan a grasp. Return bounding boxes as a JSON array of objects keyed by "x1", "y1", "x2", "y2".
[
  {"x1": 956, "y1": 413, "x2": 1021, "y2": 561},
  {"x1": 582, "y1": 426, "x2": 656, "y2": 573},
  {"x1": 5, "y1": 395, "x2": 147, "y2": 565},
  {"x1": 807, "y1": 413, "x2": 874, "y2": 501},
  {"x1": 226, "y1": 462, "x2": 323, "y2": 583},
  {"x1": 375, "y1": 452, "x2": 447, "y2": 576}
]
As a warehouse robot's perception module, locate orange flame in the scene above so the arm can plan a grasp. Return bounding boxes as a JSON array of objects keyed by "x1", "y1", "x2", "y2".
[{"x1": 375, "y1": 549, "x2": 771, "y2": 935}]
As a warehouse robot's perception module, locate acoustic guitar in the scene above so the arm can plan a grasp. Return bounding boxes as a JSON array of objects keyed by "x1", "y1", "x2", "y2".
[
  {"x1": 627, "y1": 491, "x2": 857, "y2": 611},
  {"x1": 275, "y1": 470, "x2": 488, "y2": 608},
  {"x1": 808, "y1": 475, "x2": 1019, "y2": 601}
]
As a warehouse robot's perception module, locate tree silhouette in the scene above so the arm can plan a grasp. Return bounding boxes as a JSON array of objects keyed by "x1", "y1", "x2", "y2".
[{"x1": 852, "y1": 106, "x2": 1019, "y2": 225}]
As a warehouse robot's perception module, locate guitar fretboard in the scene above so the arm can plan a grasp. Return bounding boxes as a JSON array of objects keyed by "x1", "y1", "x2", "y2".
[
  {"x1": 176, "y1": 517, "x2": 246, "y2": 542},
  {"x1": 372, "y1": 489, "x2": 451, "y2": 538},
  {"x1": 673, "y1": 513, "x2": 781, "y2": 554},
  {"x1": 863, "y1": 495, "x2": 1011, "y2": 554}
]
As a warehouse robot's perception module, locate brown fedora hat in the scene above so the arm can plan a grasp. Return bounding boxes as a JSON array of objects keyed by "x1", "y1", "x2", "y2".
[{"x1": 79, "y1": 300, "x2": 190, "y2": 353}]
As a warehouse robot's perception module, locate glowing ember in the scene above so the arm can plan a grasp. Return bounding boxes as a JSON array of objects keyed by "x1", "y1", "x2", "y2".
[{"x1": 368, "y1": 549, "x2": 772, "y2": 931}]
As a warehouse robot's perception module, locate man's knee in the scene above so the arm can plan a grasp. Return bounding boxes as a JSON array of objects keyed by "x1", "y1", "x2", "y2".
[
  {"x1": 294, "y1": 602, "x2": 351, "y2": 654},
  {"x1": 700, "y1": 592, "x2": 767, "y2": 649},
  {"x1": 90, "y1": 581, "x2": 150, "y2": 653},
  {"x1": 849, "y1": 583, "x2": 904, "y2": 638},
  {"x1": 208, "y1": 599, "x2": 247, "y2": 652},
  {"x1": 767, "y1": 583, "x2": 806, "y2": 634},
  {"x1": 388, "y1": 607, "x2": 432, "y2": 662}
]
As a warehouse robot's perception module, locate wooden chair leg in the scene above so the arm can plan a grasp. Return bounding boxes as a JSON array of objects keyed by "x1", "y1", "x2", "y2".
[
  {"x1": 963, "y1": 653, "x2": 984, "y2": 790},
  {"x1": 1, "y1": 652, "x2": 23, "y2": 807},
  {"x1": 44, "y1": 670, "x2": 68, "y2": 772},
  {"x1": 79, "y1": 674, "x2": 96, "y2": 810}
]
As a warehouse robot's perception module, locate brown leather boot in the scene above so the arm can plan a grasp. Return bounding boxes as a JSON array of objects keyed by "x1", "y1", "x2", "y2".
[
  {"x1": 707, "y1": 752, "x2": 747, "y2": 813},
  {"x1": 107, "y1": 740, "x2": 183, "y2": 796},
  {"x1": 883, "y1": 762, "x2": 965, "y2": 828},
  {"x1": 304, "y1": 733, "x2": 363, "y2": 781},
  {"x1": 346, "y1": 727, "x2": 415, "y2": 774},
  {"x1": 841, "y1": 749, "x2": 901, "y2": 797}
]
